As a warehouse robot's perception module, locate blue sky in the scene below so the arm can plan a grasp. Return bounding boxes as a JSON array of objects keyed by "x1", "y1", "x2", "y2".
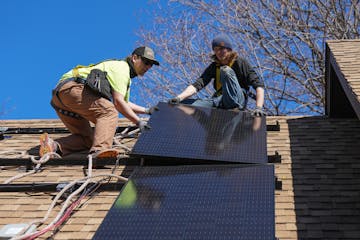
[{"x1": 0, "y1": 0, "x2": 156, "y2": 120}]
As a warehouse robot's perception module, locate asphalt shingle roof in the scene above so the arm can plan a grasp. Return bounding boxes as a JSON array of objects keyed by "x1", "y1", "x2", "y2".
[
  {"x1": 327, "y1": 40, "x2": 360, "y2": 101},
  {"x1": 1, "y1": 116, "x2": 359, "y2": 239},
  {"x1": 327, "y1": 39, "x2": 360, "y2": 118},
  {"x1": 1, "y1": 39, "x2": 360, "y2": 239}
]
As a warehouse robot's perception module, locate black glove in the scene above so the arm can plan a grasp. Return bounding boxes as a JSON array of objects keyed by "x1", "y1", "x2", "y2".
[
  {"x1": 168, "y1": 97, "x2": 180, "y2": 105},
  {"x1": 137, "y1": 120, "x2": 151, "y2": 132},
  {"x1": 252, "y1": 106, "x2": 266, "y2": 117},
  {"x1": 145, "y1": 106, "x2": 159, "y2": 115}
]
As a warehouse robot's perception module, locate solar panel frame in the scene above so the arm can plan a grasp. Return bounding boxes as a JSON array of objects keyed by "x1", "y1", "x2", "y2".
[
  {"x1": 131, "y1": 102, "x2": 268, "y2": 164},
  {"x1": 93, "y1": 164, "x2": 275, "y2": 240}
]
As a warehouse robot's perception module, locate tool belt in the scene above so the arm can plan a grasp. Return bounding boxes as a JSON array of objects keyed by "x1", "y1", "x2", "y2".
[
  {"x1": 52, "y1": 77, "x2": 86, "y2": 96},
  {"x1": 50, "y1": 100, "x2": 83, "y2": 119},
  {"x1": 52, "y1": 69, "x2": 112, "y2": 101},
  {"x1": 85, "y1": 69, "x2": 112, "y2": 100},
  {"x1": 51, "y1": 77, "x2": 86, "y2": 119},
  {"x1": 51, "y1": 69, "x2": 112, "y2": 119}
]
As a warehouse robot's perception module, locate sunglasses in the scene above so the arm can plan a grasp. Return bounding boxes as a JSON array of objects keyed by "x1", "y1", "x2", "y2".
[{"x1": 141, "y1": 57, "x2": 153, "y2": 66}]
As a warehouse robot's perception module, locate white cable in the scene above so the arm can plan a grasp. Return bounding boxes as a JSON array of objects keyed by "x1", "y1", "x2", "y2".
[
  {"x1": 11, "y1": 154, "x2": 128, "y2": 240},
  {"x1": 30, "y1": 152, "x2": 61, "y2": 164},
  {"x1": 3, "y1": 164, "x2": 40, "y2": 184},
  {"x1": 112, "y1": 127, "x2": 139, "y2": 152},
  {"x1": 3, "y1": 138, "x2": 129, "y2": 238},
  {"x1": 0, "y1": 150, "x2": 28, "y2": 158},
  {"x1": 3, "y1": 152, "x2": 61, "y2": 184}
]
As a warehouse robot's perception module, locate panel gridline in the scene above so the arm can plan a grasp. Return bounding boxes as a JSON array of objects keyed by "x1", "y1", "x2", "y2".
[
  {"x1": 131, "y1": 102, "x2": 268, "y2": 164},
  {"x1": 93, "y1": 164, "x2": 275, "y2": 240}
]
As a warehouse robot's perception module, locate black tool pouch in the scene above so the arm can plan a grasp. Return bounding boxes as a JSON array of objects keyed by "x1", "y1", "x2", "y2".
[{"x1": 86, "y1": 69, "x2": 112, "y2": 100}]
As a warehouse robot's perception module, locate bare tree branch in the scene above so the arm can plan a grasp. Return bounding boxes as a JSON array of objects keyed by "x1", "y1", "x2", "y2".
[{"x1": 135, "y1": 0, "x2": 360, "y2": 115}]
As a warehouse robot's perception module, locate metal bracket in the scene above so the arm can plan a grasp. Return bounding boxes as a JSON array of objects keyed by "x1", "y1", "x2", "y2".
[
  {"x1": 266, "y1": 120, "x2": 280, "y2": 131},
  {"x1": 275, "y1": 176, "x2": 282, "y2": 190},
  {"x1": 0, "y1": 156, "x2": 139, "y2": 167},
  {"x1": 268, "y1": 151, "x2": 281, "y2": 163},
  {"x1": 0, "y1": 181, "x2": 125, "y2": 192},
  {"x1": 0, "y1": 126, "x2": 138, "y2": 135}
]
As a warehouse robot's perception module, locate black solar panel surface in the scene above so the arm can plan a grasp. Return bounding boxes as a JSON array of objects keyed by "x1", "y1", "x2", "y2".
[
  {"x1": 93, "y1": 164, "x2": 275, "y2": 240},
  {"x1": 131, "y1": 102, "x2": 267, "y2": 164}
]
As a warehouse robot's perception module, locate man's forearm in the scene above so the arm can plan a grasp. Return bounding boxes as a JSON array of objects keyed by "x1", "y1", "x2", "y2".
[
  {"x1": 255, "y1": 87, "x2": 265, "y2": 108},
  {"x1": 177, "y1": 85, "x2": 197, "y2": 101},
  {"x1": 128, "y1": 101, "x2": 147, "y2": 114},
  {"x1": 113, "y1": 98, "x2": 140, "y2": 124}
]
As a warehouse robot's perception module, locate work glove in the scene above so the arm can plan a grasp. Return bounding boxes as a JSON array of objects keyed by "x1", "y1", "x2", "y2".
[
  {"x1": 137, "y1": 120, "x2": 151, "y2": 132},
  {"x1": 145, "y1": 106, "x2": 159, "y2": 115},
  {"x1": 168, "y1": 97, "x2": 181, "y2": 105},
  {"x1": 252, "y1": 106, "x2": 266, "y2": 117}
]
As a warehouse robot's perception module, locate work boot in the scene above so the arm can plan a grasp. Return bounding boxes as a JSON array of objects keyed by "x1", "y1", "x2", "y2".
[
  {"x1": 90, "y1": 148, "x2": 121, "y2": 159},
  {"x1": 39, "y1": 133, "x2": 60, "y2": 157}
]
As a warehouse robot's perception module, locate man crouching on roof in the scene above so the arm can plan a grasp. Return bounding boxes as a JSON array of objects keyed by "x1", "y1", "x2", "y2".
[{"x1": 39, "y1": 46, "x2": 159, "y2": 158}]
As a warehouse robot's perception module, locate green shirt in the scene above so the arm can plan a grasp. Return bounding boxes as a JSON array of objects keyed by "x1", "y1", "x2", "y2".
[{"x1": 60, "y1": 60, "x2": 132, "y2": 101}]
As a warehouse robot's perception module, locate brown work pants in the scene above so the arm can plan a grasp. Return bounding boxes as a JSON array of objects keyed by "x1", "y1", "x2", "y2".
[{"x1": 51, "y1": 81, "x2": 118, "y2": 156}]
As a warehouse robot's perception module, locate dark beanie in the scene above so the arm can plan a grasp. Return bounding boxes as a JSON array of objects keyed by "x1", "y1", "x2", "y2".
[{"x1": 212, "y1": 34, "x2": 232, "y2": 50}]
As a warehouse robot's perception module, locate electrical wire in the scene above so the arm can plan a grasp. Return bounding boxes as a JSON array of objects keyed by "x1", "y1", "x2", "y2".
[
  {"x1": 11, "y1": 154, "x2": 128, "y2": 240},
  {"x1": 112, "y1": 127, "x2": 140, "y2": 153},
  {"x1": 34, "y1": 177, "x2": 104, "y2": 239},
  {"x1": 6, "y1": 128, "x2": 136, "y2": 240},
  {"x1": 3, "y1": 152, "x2": 61, "y2": 184}
]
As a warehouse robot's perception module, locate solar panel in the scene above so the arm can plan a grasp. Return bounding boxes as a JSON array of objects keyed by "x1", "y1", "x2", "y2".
[
  {"x1": 131, "y1": 102, "x2": 267, "y2": 164},
  {"x1": 93, "y1": 164, "x2": 275, "y2": 240}
]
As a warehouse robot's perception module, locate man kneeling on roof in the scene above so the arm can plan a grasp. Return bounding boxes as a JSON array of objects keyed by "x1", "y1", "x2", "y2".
[
  {"x1": 39, "y1": 46, "x2": 160, "y2": 158},
  {"x1": 168, "y1": 34, "x2": 266, "y2": 116}
]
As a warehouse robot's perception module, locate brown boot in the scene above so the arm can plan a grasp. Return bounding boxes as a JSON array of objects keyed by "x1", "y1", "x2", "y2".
[
  {"x1": 91, "y1": 148, "x2": 121, "y2": 159},
  {"x1": 39, "y1": 133, "x2": 60, "y2": 157}
]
